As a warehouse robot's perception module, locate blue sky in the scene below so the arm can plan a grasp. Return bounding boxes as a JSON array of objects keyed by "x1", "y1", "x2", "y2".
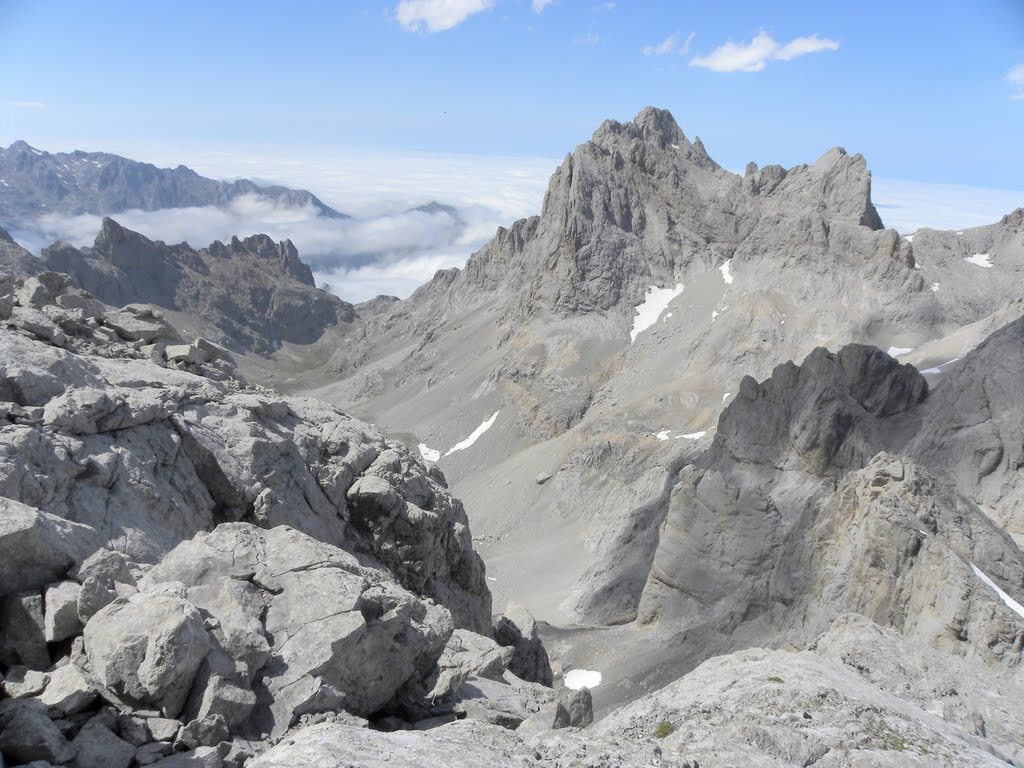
[
  {"x1": 2, "y1": 0, "x2": 1023, "y2": 186},
  {"x1": 2, "y1": 1, "x2": 1023, "y2": 301}
]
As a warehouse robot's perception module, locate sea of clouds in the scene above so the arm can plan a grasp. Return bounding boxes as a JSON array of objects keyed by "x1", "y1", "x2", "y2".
[{"x1": 7, "y1": 143, "x2": 1022, "y2": 303}]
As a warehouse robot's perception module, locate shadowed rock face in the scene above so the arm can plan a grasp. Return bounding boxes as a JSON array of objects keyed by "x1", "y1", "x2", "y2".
[
  {"x1": 638, "y1": 332, "x2": 1024, "y2": 675},
  {"x1": 39, "y1": 218, "x2": 354, "y2": 353},
  {"x1": 0, "y1": 139, "x2": 346, "y2": 220},
  {"x1": 907, "y1": 315, "x2": 1024, "y2": 538}
]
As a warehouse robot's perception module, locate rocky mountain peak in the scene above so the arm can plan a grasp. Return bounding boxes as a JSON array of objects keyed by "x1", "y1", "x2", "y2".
[
  {"x1": 717, "y1": 344, "x2": 928, "y2": 476},
  {"x1": 232, "y1": 233, "x2": 313, "y2": 286}
]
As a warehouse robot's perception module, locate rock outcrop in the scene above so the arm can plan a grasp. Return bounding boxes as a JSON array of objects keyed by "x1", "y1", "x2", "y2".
[
  {"x1": 0, "y1": 271, "x2": 504, "y2": 764},
  {"x1": 0, "y1": 226, "x2": 42, "y2": 279},
  {"x1": 40, "y1": 219, "x2": 354, "y2": 354}
]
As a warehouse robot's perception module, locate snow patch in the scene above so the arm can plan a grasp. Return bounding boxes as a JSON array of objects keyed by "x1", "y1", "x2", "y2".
[
  {"x1": 886, "y1": 347, "x2": 915, "y2": 357},
  {"x1": 963, "y1": 253, "x2": 993, "y2": 268},
  {"x1": 564, "y1": 669, "x2": 602, "y2": 690},
  {"x1": 904, "y1": 233, "x2": 915, "y2": 243},
  {"x1": 711, "y1": 310, "x2": 718, "y2": 322},
  {"x1": 418, "y1": 444, "x2": 441, "y2": 462},
  {"x1": 630, "y1": 284, "x2": 684, "y2": 343},
  {"x1": 921, "y1": 358, "x2": 960, "y2": 375},
  {"x1": 654, "y1": 429, "x2": 672, "y2": 442},
  {"x1": 662, "y1": 312, "x2": 672, "y2": 322},
  {"x1": 722, "y1": 392, "x2": 731, "y2": 402},
  {"x1": 719, "y1": 260, "x2": 734, "y2": 284},
  {"x1": 930, "y1": 282, "x2": 940, "y2": 292},
  {"x1": 445, "y1": 411, "x2": 500, "y2": 456},
  {"x1": 680, "y1": 431, "x2": 706, "y2": 440},
  {"x1": 971, "y1": 563, "x2": 1024, "y2": 621}
]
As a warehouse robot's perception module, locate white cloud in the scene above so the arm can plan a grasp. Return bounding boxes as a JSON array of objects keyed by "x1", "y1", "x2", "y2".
[
  {"x1": 7, "y1": 101, "x2": 45, "y2": 110},
  {"x1": 690, "y1": 31, "x2": 838, "y2": 73},
  {"x1": 1008, "y1": 64, "x2": 1024, "y2": 100},
  {"x1": 573, "y1": 31, "x2": 600, "y2": 46},
  {"x1": 531, "y1": 0, "x2": 554, "y2": 12},
  {"x1": 395, "y1": 0, "x2": 493, "y2": 33},
  {"x1": 642, "y1": 31, "x2": 694, "y2": 56}
]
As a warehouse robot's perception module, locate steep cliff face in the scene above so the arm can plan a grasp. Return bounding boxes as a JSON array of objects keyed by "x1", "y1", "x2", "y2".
[{"x1": 639, "y1": 340, "x2": 1024, "y2": 674}]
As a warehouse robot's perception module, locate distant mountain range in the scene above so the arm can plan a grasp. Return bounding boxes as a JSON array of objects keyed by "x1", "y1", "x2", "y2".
[{"x1": 0, "y1": 140, "x2": 347, "y2": 223}]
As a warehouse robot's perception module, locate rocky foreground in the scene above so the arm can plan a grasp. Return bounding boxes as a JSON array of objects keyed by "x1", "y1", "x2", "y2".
[{"x1": 3, "y1": 256, "x2": 1024, "y2": 767}]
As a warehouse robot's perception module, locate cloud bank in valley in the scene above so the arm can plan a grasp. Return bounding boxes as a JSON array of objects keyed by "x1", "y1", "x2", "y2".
[
  {"x1": 10, "y1": 148, "x2": 559, "y2": 304},
  {"x1": 7, "y1": 143, "x2": 1021, "y2": 304}
]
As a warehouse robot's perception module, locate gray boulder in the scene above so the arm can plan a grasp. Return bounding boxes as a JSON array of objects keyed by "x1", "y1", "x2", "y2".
[
  {"x1": 0, "y1": 498, "x2": 100, "y2": 597},
  {"x1": 83, "y1": 583, "x2": 211, "y2": 717},
  {"x1": 142, "y1": 523, "x2": 454, "y2": 737},
  {"x1": 0, "y1": 591, "x2": 48, "y2": 670},
  {"x1": 43, "y1": 580, "x2": 83, "y2": 642},
  {"x1": 2, "y1": 667, "x2": 49, "y2": 699},
  {"x1": 0, "y1": 699, "x2": 76, "y2": 765},
  {"x1": 427, "y1": 630, "x2": 514, "y2": 701},
  {"x1": 69, "y1": 720, "x2": 135, "y2": 768},
  {"x1": 174, "y1": 715, "x2": 229, "y2": 751},
  {"x1": 493, "y1": 602, "x2": 552, "y2": 687},
  {"x1": 75, "y1": 549, "x2": 138, "y2": 623},
  {"x1": 37, "y1": 663, "x2": 100, "y2": 716}
]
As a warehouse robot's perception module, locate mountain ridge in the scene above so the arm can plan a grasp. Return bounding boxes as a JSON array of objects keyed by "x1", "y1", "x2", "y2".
[{"x1": 0, "y1": 140, "x2": 347, "y2": 223}]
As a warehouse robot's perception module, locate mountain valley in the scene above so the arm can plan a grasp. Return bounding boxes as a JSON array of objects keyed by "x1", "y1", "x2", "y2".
[{"x1": 1, "y1": 107, "x2": 1023, "y2": 766}]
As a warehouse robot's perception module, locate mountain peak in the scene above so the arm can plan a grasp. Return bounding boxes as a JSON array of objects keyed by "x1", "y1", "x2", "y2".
[
  {"x1": 7, "y1": 139, "x2": 43, "y2": 155},
  {"x1": 632, "y1": 106, "x2": 685, "y2": 145}
]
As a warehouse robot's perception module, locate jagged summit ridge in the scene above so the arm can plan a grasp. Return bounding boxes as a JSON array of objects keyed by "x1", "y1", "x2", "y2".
[
  {"x1": 452, "y1": 106, "x2": 886, "y2": 320},
  {"x1": 40, "y1": 218, "x2": 351, "y2": 353}
]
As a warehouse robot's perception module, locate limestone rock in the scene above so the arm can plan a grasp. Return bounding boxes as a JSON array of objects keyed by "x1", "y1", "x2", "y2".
[
  {"x1": 174, "y1": 715, "x2": 229, "y2": 751},
  {"x1": 0, "y1": 699, "x2": 76, "y2": 765},
  {"x1": 75, "y1": 549, "x2": 138, "y2": 623},
  {"x1": 346, "y1": 449, "x2": 492, "y2": 634},
  {"x1": 494, "y1": 602, "x2": 552, "y2": 687},
  {"x1": 907, "y1": 315, "x2": 1024, "y2": 538},
  {"x1": 0, "y1": 498, "x2": 101, "y2": 597},
  {"x1": 44, "y1": 580, "x2": 83, "y2": 642},
  {"x1": 115, "y1": 714, "x2": 150, "y2": 747},
  {"x1": 39, "y1": 219, "x2": 353, "y2": 355},
  {"x1": 0, "y1": 225, "x2": 43, "y2": 279},
  {"x1": 427, "y1": 630, "x2": 514, "y2": 701},
  {"x1": 0, "y1": 591, "x2": 48, "y2": 670},
  {"x1": 37, "y1": 663, "x2": 100, "y2": 716},
  {"x1": 142, "y1": 523, "x2": 454, "y2": 737},
  {"x1": 134, "y1": 741, "x2": 174, "y2": 765},
  {"x1": 83, "y1": 584, "x2": 211, "y2": 717},
  {"x1": 69, "y1": 720, "x2": 135, "y2": 768},
  {"x1": 145, "y1": 717, "x2": 182, "y2": 742},
  {"x1": 1, "y1": 667, "x2": 49, "y2": 699}
]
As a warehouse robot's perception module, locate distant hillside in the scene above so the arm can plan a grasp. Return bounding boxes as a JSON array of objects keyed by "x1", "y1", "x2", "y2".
[{"x1": 0, "y1": 140, "x2": 347, "y2": 222}]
